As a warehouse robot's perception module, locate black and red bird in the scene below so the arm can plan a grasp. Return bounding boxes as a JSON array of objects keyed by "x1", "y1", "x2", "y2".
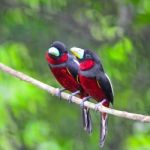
[
  {"x1": 45, "y1": 41, "x2": 92, "y2": 133},
  {"x1": 70, "y1": 47, "x2": 114, "y2": 147}
]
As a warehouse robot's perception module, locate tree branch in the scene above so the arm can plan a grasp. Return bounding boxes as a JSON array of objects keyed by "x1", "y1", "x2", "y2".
[{"x1": 0, "y1": 63, "x2": 150, "y2": 123}]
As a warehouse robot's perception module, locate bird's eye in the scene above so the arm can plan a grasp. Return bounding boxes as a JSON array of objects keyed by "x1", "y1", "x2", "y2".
[{"x1": 85, "y1": 54, "x2": 91, "y2": 59}]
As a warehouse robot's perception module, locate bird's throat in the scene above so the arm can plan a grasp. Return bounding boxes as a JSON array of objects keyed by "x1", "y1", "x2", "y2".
[{"x1": 45, "y1": 52, "x2": 68, "y2": 65}]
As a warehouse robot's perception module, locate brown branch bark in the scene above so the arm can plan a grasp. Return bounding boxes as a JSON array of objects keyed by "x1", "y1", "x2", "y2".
[{"x1": 0, "y1": 63, "x2": 150, "y2": 123}]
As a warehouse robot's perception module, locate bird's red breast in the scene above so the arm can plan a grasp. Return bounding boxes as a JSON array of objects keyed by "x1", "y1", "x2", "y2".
[
  {"x1": 51, "y1": 67, "x2": 87, "y2": 98},
  {"x1": 50, "y1": 67, "x2": 80, "y2": 92},
  {"x1": 79, "y1": 75, "x2": 109, "y2": 107}
]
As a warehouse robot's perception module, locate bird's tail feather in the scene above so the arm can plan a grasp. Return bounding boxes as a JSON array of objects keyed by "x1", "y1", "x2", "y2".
[
  {"x1": 100, "y1": 113, "x2": 108, "y2": 147},
  {"x1": 82, "y1": 107, "x2": 92, "y2": 134}
]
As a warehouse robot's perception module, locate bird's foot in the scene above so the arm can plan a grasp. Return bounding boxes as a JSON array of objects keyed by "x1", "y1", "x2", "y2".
[
  {"x1": 68, "y1": 90, "x2": 80, "y2": 103},
  {"x1": 109, "y1": 102, "x2": 113, "y2": 109},
  {"x1": 94, "y1": 99, "x2": 107, "y2": 111},
  {"x1": 80, "y1": 96, "x2": 92, "y2": 108},
  {"x1": 55, "y1": 88, "x2": 66, "y2": 100}
]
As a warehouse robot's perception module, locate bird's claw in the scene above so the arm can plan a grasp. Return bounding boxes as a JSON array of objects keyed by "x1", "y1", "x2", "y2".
[
  {"x1": 68, "y1": 95, "x2": 73, "y2": 103},
  {"x1": 80, "y1": 96, "x2": 91, "y2": 108},
  {"x1": 80, "y1": 101, "x2": 84, "y2": 108},
  {"x1": 94, "y1": 99, "x2": 107, "y2": 111},
  {"x1": 55, "y1": 88, "x2": 66, "y2": 100},
  {"x1": 68, "y1": 90, "x2": 80, "y2": 103},
  {"x1": 94, "y1": 103, "x2": 101, "y2": 111}
]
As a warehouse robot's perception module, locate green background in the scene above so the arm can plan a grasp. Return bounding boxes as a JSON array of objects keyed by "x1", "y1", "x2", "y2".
[{"x1": 0, "y1": 0, "x2": 150, "y2": 149}]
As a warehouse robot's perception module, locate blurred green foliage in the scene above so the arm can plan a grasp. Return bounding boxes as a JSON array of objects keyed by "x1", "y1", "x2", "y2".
[{"x1": 0, "y1": 0, "x2": 150, "y2": 150}]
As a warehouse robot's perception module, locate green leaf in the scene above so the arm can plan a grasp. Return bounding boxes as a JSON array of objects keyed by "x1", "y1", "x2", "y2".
[{"x1": 108, "y1": 37, "x2": 133, "y2": 62}]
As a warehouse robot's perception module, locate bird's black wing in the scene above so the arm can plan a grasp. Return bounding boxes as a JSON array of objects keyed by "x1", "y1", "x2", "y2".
[
  {"x1": 91, "y1": 50, "x2": 104, "y2": 72},
  {"x1": 66, "y1": 53, "x2": 79, "y2": 79},
  {"x1": 96, "y1": 72, "x2": 114, "y2": 104}
]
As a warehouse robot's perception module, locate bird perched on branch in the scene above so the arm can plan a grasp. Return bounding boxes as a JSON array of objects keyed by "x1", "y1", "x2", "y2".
[
  {"x1": 45, "y1": 41, "x2": 92, "y2": 133},
  {"x1": 70, "y1": 47, "x2": 114, "y2": 147}
]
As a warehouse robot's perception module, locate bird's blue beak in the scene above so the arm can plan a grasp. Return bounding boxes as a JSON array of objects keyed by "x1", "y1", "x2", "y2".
[{"x1": 48, "y1": 47, "x2": 60, "y2": 56}]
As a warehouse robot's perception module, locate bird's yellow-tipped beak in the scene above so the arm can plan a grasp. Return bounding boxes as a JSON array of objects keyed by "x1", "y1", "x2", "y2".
[
  {"x1": 70, "y1": 47, "x2": 84, "y2": 59},
  {"x1": 48, "y1": 47, "x2": 60, "y2": 56}
]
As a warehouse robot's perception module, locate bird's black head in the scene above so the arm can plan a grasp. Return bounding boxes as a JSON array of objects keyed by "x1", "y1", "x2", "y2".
[
  {"x1": 70, "y1": 47, "x2": 103, "y2": 71},
  {"x1": 82, "y1": 49, "x2": 95, "y2": 61},
  {"x1": 48, "y1": 41, "x2": 67, "y2": 59},
  {"x1": 70, "y1": 47, "x2": 99, "y2": 63}
]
